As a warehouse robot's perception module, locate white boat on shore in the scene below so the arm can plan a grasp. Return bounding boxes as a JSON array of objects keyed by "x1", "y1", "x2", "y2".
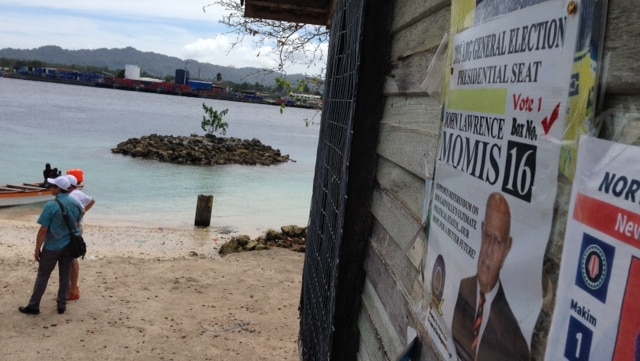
[{"x1": 0, "y1": 182, "x2": 53, "y2": 207}]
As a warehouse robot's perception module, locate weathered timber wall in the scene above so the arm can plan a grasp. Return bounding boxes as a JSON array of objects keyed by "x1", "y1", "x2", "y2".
[{"x1": 357, "y1": 0, "x2": 640, "y2": 360}]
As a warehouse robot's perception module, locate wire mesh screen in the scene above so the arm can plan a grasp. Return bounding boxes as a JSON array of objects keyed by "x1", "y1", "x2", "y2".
[{"x1": 299, "y1": 0, "x2": 364, "y2": 359}]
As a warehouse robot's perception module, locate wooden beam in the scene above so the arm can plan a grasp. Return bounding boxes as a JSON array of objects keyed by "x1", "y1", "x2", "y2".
[{"x1": 244, "y1": 0, "x2": 331, "y2": 26}]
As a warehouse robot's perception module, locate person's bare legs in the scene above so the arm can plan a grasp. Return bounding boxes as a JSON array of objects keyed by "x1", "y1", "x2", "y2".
[{"x1": 69, "y1": 259, "x2": 80, "y2": 300}]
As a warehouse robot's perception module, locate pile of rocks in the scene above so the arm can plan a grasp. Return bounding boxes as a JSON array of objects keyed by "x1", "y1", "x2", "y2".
[
  {"x1": 111, "y1": 134, "x2": 291, "y2": 166},
  {"x1": 219, "y1": 225, "x2": 307, "y2": 256}
]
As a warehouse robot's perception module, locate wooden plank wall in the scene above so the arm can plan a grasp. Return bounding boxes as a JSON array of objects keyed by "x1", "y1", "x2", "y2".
[{"x1": 356, "y1": 0, "x2": 640, "y2": 360}]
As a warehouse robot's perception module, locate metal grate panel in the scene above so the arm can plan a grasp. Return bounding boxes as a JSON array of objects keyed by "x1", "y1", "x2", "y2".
[{"x1": 299, "y1": 0, "x2": 364, "y2": 359}]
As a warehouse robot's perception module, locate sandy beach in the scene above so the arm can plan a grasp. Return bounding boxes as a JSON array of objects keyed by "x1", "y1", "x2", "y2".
[{"x1": 0, "y1": 218, "x2": 304, "y2": 361}]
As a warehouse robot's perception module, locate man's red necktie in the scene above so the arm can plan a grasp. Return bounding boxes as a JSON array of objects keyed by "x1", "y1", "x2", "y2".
[{"x1": 471, "y1": 291, "x2": 486, "y2": 358}]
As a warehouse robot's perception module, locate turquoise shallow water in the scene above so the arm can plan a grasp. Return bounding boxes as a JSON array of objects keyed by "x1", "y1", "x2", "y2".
[{"x1": 0, "y1": 77, "x2": 320, "y2": 234}]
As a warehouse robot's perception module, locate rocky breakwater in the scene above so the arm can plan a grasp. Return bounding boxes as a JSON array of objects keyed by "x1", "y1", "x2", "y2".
[
  {"x1": 111, "y1": 134, "x2": 291, "y2": 166},
  {"x1": 219, "y1": 225, "x2": 307, "y2": 255}
]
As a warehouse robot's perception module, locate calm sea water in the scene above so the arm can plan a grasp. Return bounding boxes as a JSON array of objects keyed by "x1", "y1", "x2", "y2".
[{"x1": 0, "y1": 77, "x2": 320, "y2": 235}]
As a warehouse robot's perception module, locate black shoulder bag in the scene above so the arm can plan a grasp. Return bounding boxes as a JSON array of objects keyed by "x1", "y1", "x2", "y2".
[{"x1": 55, "y1": 199, "x2": 87, "y2": 259}]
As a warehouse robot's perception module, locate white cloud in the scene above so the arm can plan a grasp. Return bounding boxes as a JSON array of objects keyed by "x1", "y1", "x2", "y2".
[
  {"x1": 0, "y1": 0, "x2": 228, "y2": 22},
  {"x1": 182, "y1": 32, "x2": 329, "y2": 75},
  {"x1": 0, "y1": 1, "x2": 326, "y2": 75},
  {"x1": 184, "y1": 36, "x2": 278, "y2": 69}
]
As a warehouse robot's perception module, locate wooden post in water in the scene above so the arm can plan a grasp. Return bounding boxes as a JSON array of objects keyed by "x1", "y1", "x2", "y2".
[{"x1": 194, "y1": 194, "x2": 214, "y2": 227}]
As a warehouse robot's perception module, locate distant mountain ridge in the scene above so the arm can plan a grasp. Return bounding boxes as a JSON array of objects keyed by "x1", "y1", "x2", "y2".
[{"x1": 0, "y1": 45, "x2": 304, "y2": 85}]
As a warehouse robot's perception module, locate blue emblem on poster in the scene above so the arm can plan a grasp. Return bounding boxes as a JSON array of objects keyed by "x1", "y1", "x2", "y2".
[{"x1": 574, "y1": 233, "x2": 615, "y2": 303}]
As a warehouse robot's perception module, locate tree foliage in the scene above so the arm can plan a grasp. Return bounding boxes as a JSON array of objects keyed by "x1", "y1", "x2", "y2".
[
  {"x1": 204, "y1": 1, "x2": 329, "y2": 76},
  {"x1": 201, "y1": 103, "x2": 230, "y2": 135}
]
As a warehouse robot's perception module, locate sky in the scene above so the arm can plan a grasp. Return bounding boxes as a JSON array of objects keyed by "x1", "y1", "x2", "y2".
[{"x1": 0, "y1": 1, "x2": 326, "y2": 75}]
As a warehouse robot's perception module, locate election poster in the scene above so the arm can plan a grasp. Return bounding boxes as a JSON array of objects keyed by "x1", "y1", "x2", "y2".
[
  {"x1": 422, "y1": 1, "x2": 580, "y2": 360},
  {"x1": 546, "y1": 136, "x2": 640, "y2": 361}
]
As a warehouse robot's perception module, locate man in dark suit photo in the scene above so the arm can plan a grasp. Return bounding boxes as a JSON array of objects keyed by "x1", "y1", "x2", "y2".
[{"x1": 451, "y1": 192, "x2": 529, "y2": 361}]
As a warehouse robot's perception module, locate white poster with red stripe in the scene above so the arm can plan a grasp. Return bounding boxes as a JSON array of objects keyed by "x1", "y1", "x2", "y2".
[{"x1": 546, "y1": 135, "x2": 640, "y2": 360}]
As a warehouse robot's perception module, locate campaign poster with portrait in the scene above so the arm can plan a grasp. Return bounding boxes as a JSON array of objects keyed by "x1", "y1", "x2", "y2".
[
  {"x1": 422, "y1": 1, "x2": 580, "y2": 360},
  {"x1": 546, "y1": 136, "x2": 640, "y2": 361}
]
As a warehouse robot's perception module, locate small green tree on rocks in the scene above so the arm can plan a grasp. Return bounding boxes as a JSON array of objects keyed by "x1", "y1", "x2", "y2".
[{"x1": 201, "y1": 103, "x2": 229, "y2": 135}]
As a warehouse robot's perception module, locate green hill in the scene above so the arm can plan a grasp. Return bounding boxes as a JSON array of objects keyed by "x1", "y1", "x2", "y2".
[{"x1": 0, "y1": 45, "x2": 306, "y2": 86}]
